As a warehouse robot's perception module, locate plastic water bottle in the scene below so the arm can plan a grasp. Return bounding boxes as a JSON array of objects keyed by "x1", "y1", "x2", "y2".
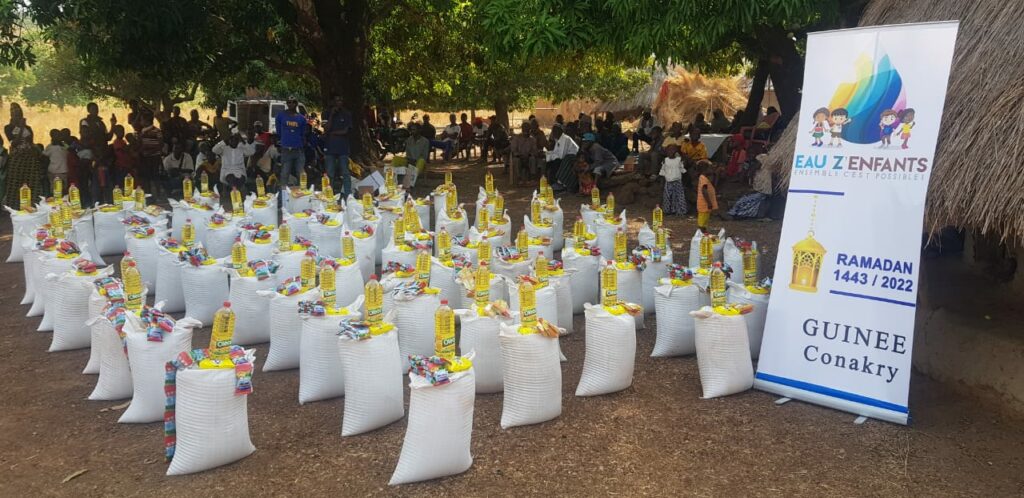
[
  {"x1": 182, "y1": 219, "x2": 195, "y2": 247},
  {"x1": 52, "y1": 176, "x2": 63, "y2": 201},
  {"x1": 414, "y1": 250, "x2": 431, "y2": 286},
  {"x1": 320, "y1": 265, "x2": 336, "y2": 309},
  {"x1": 124, "y1": 260, "x2": 144, "y2": 311},
  {"x1": 365, "y1": 275, "x2": 384, "y2": 328},
  {"x1": 230, "y1": 187, "x2": 243, "y2": 217},
  {"x1": 19, "y1": 184, "x2": 30, "y2": 212},
  {"x1": 474, "y1": 262, "x2": 490, "y2": 311},
  {"x1": 231, "y1": 236, "x2": 246, "y2": 270},
  {"x1": 207, "y1": 302, "x2": 236, "y2": 363},
  {"x1": 434, "y1": 299, "x2": 456, "y2": 361},
  {"x1": 710, "y1": 262, "x2": 727, "y2": 308},
  {"x1": 278, "y1": 222, "x2": 291, "y2": 252},
  {"x1": 614, "y1": 228, "x2": 627, "y2": 264},
  {"x1": 200, "y1": 171, "x2": 209, "y2": 195},
  {"x1": 124, "y1": 173, "x2": 135, "y2": 193},
  {"x1": 535, "y1": 253, "x2": 549, "y2": 287},
  {"x1": 300, "y1": 250, "x2": 317, "y2": 289},
  {"x1": 68, "y1": 183, "x2": 81, "y2": 210},
  {"x1": 519, "y1": 281, "x2": 537, "y2": 330},
  {"x1": 437, "y1": 229, "x2": 452, "y2": 264},
  {"x1": 342, "y1": 231, "x2": 355, "y2": 261},
  {"x1": 516, "y1": 229, "x2": 528, "y2": 254},
  {"x1": 182, "y1": 177, "x2": 193, "y2": 200},
  {"x1": 601, "y1": 261, "x2": 618, "y2": 308}
]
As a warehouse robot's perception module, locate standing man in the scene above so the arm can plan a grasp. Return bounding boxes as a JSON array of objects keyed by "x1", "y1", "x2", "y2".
[
  {"x1": 79, "y1": 102, "x2": 114, "y2": 204},
  {"x1": 138, "y1": 109, "x2": 164, "y2": 198},
  {"x1": 323, "y1": 94, "x2": 353, "y2": 196},
  {"x1": 633, "y1": 109, "x2": 657, "y2": 152},
  {"x1": 275, "y1": 96, "x2": 307, "y2": 187},
  {"x1": 212, "y1": 129, "x2": 255, "y2": 205}
]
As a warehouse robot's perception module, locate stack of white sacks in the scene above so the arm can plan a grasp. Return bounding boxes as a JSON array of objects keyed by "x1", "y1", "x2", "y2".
[{"x1": 7, "y1": 171, "x2": 773, "y2": 483}]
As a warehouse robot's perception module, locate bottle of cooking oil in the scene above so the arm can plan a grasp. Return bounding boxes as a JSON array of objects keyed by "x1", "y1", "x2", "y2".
[
  {"x1": 614, "y1": 228, "x2": 627, "y2": 263},
  {"x1": 436, "y1": 229, "x2": 452, "y2": 263},
  {"x1": 52, "y1": 176, "x2": 63, "y2": 201},
  {"x1": 68, "y1": 183, "x2": 81, "y2": 210},
  {"x1": 231, "y1": 237, "x2": 247, "y2": 270},
  {"x1": 320, "y1": 264, "x2": 337, "y2": 309},
  {"x1": 446, "y1": 184, "x2": 459, "y2": 217},
  {"x1": 300, "y1": 250, "x2": 317, "y2": 289},
  {"x1": 182, "y1": 219, "x2": 195, "y2": 247},
  {"x1": 392, "y1": 218, "x2": 404, "y2": 247},
  {"x1": 538, "y1": 175, "x2": 548, "y2": 191},
  {"x1": 516, "y1": 229, "x2": 529, "y2": 254},
  {"x1": 710, "y1": 262, "x2": 727, "y2": 307},
  {"x1": 445, "y1": 171, "x2": 453, "y2": 188},
  {"x1": 404, "y1": 199, "x2": 421, "y2": 232},
  {"x1": 519, "y1": 281, "x2": 537, "y2": 330},
  {"x1": 120, "y1": 251, "x2": 134, "y2": 278},
  {"x1": 361, "y1": 191, "x2": 374, "y2": 215},
  {"x1": 484, "y1": 171, "x2": 494, "y2": 196},
  {"x1": 134, "y1": 187, "x2": 145, "y2": 208},
  {"x1": 434, "y1": 299, "x2": 456, "y2": 361},
  {"x1": 493, "y1": 193, "x2": 504, "y2": 217},
  {"x1": 590, "y1": 185, "x2": 601, "y2": 210},
  {"x1": 601, "y1": 261, "x2": 618, "y2": 308},
  {"x1": 605, "y1": 192, "x2": 615, "y2": 216},
  {"x1": 231, "y1": 187, "x2": 243, "y2": 217},
  {"x1": 652, "y1": 204, "x2": 663, "y2": 230},
  {"x1": 477, "y1": 239, "x2": 490, "y2": 265},
  {"x1": 474, "y1": 262, "x2": 490, "y2": 311},
  {"x1": 323, "y1": 183, "x2": 336, "y2": 210},
  {"x1": 573, "y1": 217, "x2": 586, "y2": 243},
  {"x1": 123, "y1": 260, "x2": 144, "y2": 311},
  {"x1": 182, "y1": 177, "x2": 193, "y2": 200},
  {"x1": 478, "y1": 207, "x2": 490, "y2": 232},
  {"x1": 206, "y1": 302, "x2": 236, "y2": 364},
  {"x1": 48, "y1": 209, "x2": 64, "y2": 238},
  {"x1": 321, "y1": 173, "x2": 331, "y2": 193},
  {"x1": 200, "y1": 171, "x2": 209, "y2": 195},
  {"x1": 278, "y1": 221, "x2": 291, "y2": 252},
  {"x1": 124, "y1": 173, "x2": 135, "y2": 193},
  {"x1": 384, "y1": 167, "x2": 396, "y2": 192},
  {"x1": 342, "y1": 231, "x2": 355, "y2": 261},
  {"x1": 255, "y1": 175, "x2": 266, "y2": 198},
  {"x1": 414, "y1": 250, "x2": 431, "y2": 286},
  {"x1": 654, "y1": 228, "x2": 667, "y2": 263},
  {"x1": 742, "y1": 243, "x2": 759, "y2": 288},
  {"x1": 535, "y1": 253, "x2": 549, "y2": 287},
  {"x1": 60, "y1": 202, "x2": 73, "y2": 232},
  {"x1": 19, "y1": 184, "x2": 31, "y2": 212},
  {"x1": 365, "y1": 275, "x2": 384, "y2": 329},
  {"x1": 531, "y1": 197, "x2": 543, "y2": 224},
  {"x1": 299, "y1": 170, "x2": 308, "y2": 191},
  {"x1": 699, "y1": 231, "x2": 714, "y2": 270},
  {"x1": 112, "y1": 186, "x2": 123, "y2": 209}
]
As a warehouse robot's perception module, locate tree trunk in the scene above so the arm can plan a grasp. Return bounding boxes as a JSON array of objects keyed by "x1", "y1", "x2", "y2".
[
  {"x1": 494, "y1": 98, "x2": 510, "y2": 129},
  {"x1": 754, "y1": 26, "x2": 805, "y2": 129},
  {"x1": 742, "y1": 59, "x2": 770, "y2": 127}
]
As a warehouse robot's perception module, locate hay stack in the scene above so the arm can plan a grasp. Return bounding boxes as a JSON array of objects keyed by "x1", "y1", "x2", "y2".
[
  {"x1": 652, "y1": 69, "x2": 747, "y2": 127},
  {"x1": 765, "y1": 0, "x2": 1024, "y2": 242}
]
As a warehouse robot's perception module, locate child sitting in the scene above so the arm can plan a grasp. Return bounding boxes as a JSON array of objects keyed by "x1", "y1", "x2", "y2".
[
  {"x1": 658, "y1": 145, "x2": 686, "y2": 215},
  {"x1": 695, "y1": 160, "x2": 718, "y2": 230}
]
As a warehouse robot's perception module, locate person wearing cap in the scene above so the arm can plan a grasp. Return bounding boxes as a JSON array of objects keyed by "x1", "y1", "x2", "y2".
[
  {"x1": 323, "y1": 94, "x2": 353, "y2": 196},
  {"x1": 275, "y1": 96, "x2": 307, "y2": 186},
  {"x1": 212, "y1": 127, "x2": 255, "y2": 204},
  {"x1": 579, "y1": 132, "x2": 619, "y2": 187}
]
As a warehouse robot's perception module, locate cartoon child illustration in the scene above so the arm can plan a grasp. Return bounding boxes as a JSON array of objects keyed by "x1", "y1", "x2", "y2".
[
  {"x1": 828, "y1": 108, "x2": 851, "y2": 147},
  {"x1": 809, "y1": 107, "x2": 829, "y2": 147},
  {"x1": 896, "y1": 108, "x2": 915, "y2": 149},
  {"x1": 878, "y1": 109, "x2": 898, "y2": 148}
]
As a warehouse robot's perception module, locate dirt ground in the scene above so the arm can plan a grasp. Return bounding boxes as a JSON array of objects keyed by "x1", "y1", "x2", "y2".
[{"x1": 1, "y1": 160, "x2": 1022, "y2": 496}]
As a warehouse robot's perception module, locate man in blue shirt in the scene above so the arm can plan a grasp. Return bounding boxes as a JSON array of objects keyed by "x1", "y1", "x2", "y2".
[
  {"x1": 275, "y1": 96, "x2": 307, "y2": 186},
  {"x1": 322, "y1": 95, "x2": 353, "y2": 196}
]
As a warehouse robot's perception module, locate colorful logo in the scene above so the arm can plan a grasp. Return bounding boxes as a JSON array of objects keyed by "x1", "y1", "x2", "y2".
[{"x1": 827, "y1": 53, "x2": 907, "y2": 144}]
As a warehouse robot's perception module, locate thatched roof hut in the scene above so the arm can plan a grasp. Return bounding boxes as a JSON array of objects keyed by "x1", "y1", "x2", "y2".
[
  {"x1": 764, "y1": 0, "x2": 1024, "y2": 242},
  {"x1": 650, "y1": 69, "x2": 747, "y2": 127}
]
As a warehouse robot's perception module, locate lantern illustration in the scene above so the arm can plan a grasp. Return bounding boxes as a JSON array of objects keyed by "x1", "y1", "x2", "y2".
[{"x1": 789, "y1": 195, "x2": 826, "y2": 292}]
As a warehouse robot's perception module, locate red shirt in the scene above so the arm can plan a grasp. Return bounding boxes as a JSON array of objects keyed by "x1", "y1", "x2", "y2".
[{"x1": 112, "y1": 138, "x2": 135, "y2": 173}]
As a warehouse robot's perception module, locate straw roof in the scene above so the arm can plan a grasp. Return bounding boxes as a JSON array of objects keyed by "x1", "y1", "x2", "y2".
[
  {"x1": 651, "y1": 69, "x2": 747, "y2": 127},
  {"x1": 593, "y1": 68, "x2": 670, "y2": 119},
  {"x1": 764, "y1": 0, "x2": 1024, "y2": 242}
]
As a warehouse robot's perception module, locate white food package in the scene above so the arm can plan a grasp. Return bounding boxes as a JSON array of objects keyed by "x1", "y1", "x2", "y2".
[
  {"x1": 640, "y1": 249, "x2": 673, "y2": 312},
  {"x1": 497, "y1": 322, "x2": 562, "y2": 428},
  {"x1": 691, "y1": 308, "x2": 754, "y2": 398},
  {"x1": 5, "y1": 207, "x2": 47, "y2": 262},
  {"x1": 204, "y1": 222, "x2": 239, "y2": 259},
  {"x1": 165, "y1": 349, "x2": 257, "y2": 475},
  {"x1": 37, "y1": 254, "x2": 75, "y2": 331},
  {"x1": 563, "y1": 249, "x2": 599, "y2": 314},
  {"x1": 389, "y1": 369, "x2": 475, "y2": 485},
  {"x1": 120, "y1": 317, "x2": 201, "y2": 423},
  {"x1": 688, "y1": 228, "x2": 726, "y2": 268},
  {"x1": 599, "y1": 259, "x2": 644, "y2": 329},
  {"x1": 457, "y1": 309, "x2": 517, "y2": 393},
  {"x1": 87, "y1": 312, "x2": 133, "y2": 401},
  {"x1": 155, "y1": 245, "x2": 186, "y2": 313},
  {"x1": 260, "y1": 287, "x2": 320, "y2": 371},
  {"x1": 93, "y1": 208, "x2": 128, "y2": 256},
  {"x1": 507, "y1": 280, "x2": 558, "y2": 327},
  {"x1": 299, "y1": 299, "x2": 362, "y2": 404},
  {"x1": 652, "y1": 281, "x2": 701, "y2": 357},
  {"x1": 125, "y1": 232, "x2": 163, "y2": 295},
  {"x1": 593, "y1": 210, "x2": 626, "y2": 259},
  {"x1": 727, "y1": 282, "x2": 771, "y2": 359},
  {"x1": 308, "y1": 216, "x2": 345, "y2": 258},
  {"x1": 576, "y1": 304, "x2": 636, "y2": 396},
  {"x1": 393, "y1": 292, "x2": 442, "y2": 369},
  {"x1": 549, "y1": 273, "x2": 575, "y2": 334},
  {"x1": 180, "y1": 262, "x2": 230, "y2": 325},
  {"x1": 429, "y1": 259, "x2": 460, "y2": 303},
  {"x1": 338, "y1": 326, "x2": 405, "y2": 436},
  {"x1": 46, "y1": 266, "x2": 114, "y2": 352},
  {"x1": 244, "y1": 192, "x2": 280, "y2": 227},
  {"x1": 229, "y1": 270, "x2": 280, "y2": 345}
]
